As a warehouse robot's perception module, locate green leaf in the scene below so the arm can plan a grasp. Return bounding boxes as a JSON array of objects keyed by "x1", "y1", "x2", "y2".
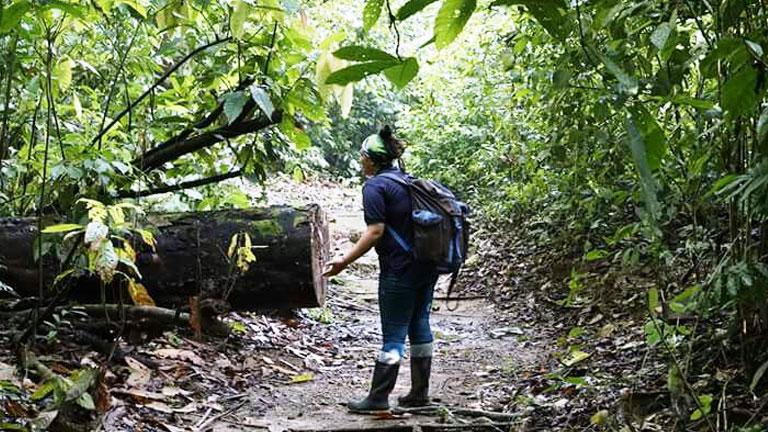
[
  {"x1": 397, "y1": 0, "x2": 439, "y2": 21},
  {"x1": 230, "y1": 0, "x2": 251, "y2": 39},
  {"x1": 76, "y1": 393, "x2": 95, "y2": 410},
  {"x1": 223, "y1": 91, "x2": 249, "y2": 125},
  {"x1": 722, "y1": 66, "x2": 758, "y2": 117},
  {"x1": 600, "y1": 53, "x2": 638, "y2": 95},
  {"x1": 745, "y1": 39, "x2": 764, "y2": 59},
  {"x1": 279, "y1": 116, "x2": 311, "y2": 151},
  {"x1": 116, "y1": 0, "x2": 146, "y2": 18},
  {"x1": 552, "y1": 69, "x2": 571, "y2": 88},
  {"x1": 627, "y1": 106, "x2": 667, "y2": 171},
  {"x1": 325, "y1": 60, "x2": 399, "y2": 86},
  {"x1": 626, "y1": 110, "x2": 661, "y2": 216},
  {"x1": 39, "y1": 0, "x2": 87, "y2": 18},
  {"x1": 42, "y1": 223, "x2": 84, "y2": 234},
  {"x1": 0, "y1": 0, "x2": 31, "y2": 33},
  {"x1": 750, "y1": 359, "x2": 768, "y2": 391},
  {"x1": 383, "y1": 57, "x2": 419, "y2": 88},
  {"x1": 31, "y1": 380, "x2": 57, "y2": 401},
  {"x1": 758, "y1": 108, "x2": 768, "y2": 149},
  {"x1": 648, "y1": 287, "x2": 659, "y2": 316},
  {"x1": 491, "y1": 0, "x2": 570, "y2": 40},
  {"x1": 585, "y1": 249, "x2": 608, "y2": 261},
  {"x1": 362, "y1": 0, "x2": 384, "y2": 32},
  {"x1": 434, "y1": 0, "x2": 476, "y2": 50},
  {"x1": 333, "y1": 46, "x2": 397, "y2": 62},
  {"x1": 249, "y1": 85, "x2": 275, "y2": 119},
  {"x1": 668, "y1": 96, "x2": 715, "y2": 110},
  {"x1": 650, "y1": 22, "x2": 673, "y2": 51},
  {"x1": 690, "y1": 395, "x2": 712, "y2": 420}
]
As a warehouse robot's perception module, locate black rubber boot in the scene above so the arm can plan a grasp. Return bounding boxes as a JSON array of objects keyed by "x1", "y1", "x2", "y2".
[
  {"x1": 397, "y1": 356, "x2": 432, "y2": 407},
  {"x1": 348, "y1": 361, "x2": 400, "y2": 414}
]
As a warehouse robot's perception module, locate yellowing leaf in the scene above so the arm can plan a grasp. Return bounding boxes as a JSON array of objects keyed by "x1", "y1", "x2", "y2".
[
  {"x1": 340, "y1": 84, "x2": 353, "y2": 118},
  {"x1": 227, "y1": 233, "x2": 239, "y2": 258},
  {"x1": 590, "y1": 410, "x2": 609, "y2": 425},
  {"x1": 127, "y1": 279, "x2": 155, "y2": 306},
  {"x1": 73, "y1": 93, "x2": 83, "y2": 121},
  {"x1": 289, "y1": 372, "x2": 314, "y2": 384},
  {"x1": 562, "y1": 350, "x2": 591, "y2": 366},
  {"x1": 42, "y1": 223, "x2": 83, "y2": 234},
  {"x1": 55, "y1": 58, "x2": 74, "y2": 91}
]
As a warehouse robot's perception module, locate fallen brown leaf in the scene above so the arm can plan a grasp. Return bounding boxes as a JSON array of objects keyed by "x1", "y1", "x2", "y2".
[{"x1": 151, "y1": 349, "x2": 204, "y2": 366}]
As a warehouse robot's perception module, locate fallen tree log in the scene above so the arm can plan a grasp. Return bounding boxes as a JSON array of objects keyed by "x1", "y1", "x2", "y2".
[{"x1": 0, "y1": 205, "x2": 328, "y2": 311}]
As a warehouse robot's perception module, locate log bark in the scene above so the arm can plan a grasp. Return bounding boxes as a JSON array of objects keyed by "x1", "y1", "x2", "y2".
[{"x1": 0, "y1": 205, "x2": 329, "y2": 311}]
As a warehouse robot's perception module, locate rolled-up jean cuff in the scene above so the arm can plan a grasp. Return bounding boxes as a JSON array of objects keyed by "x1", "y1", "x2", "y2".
[{"x1": 410, "y1": 342, "x2": 433, "y2": 358}]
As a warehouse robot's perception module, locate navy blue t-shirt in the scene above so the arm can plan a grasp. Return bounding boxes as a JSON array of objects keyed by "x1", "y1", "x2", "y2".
[{"x1": 362, "y1": 167, "x2": 413, "y2": 273}]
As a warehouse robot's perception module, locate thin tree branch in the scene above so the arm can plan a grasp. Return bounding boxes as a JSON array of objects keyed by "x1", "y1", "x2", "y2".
[
  {"x1": 263, "y1": 21, "x2": 278, "y2": 76},
  {"x1": 386, "y1": 0, "x2": 401, "y2": 60},
  {"x1": 684, "y1": 0, "x2": 714, "y2": 48},
  {"x1": 118, "y1": 169, "x2": 243, "y2": 198},
  {"x1": 0, "y1": 31, "x2": 19, "y2": 164},
  {"x1": 98, "y1": 24, "x2": 140, "y2": 150},
  {"x1": 91, "y1": 36, "x2": 231, "y2": 146}
]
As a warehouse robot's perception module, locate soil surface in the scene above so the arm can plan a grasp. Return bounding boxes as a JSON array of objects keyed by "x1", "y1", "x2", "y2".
[{"x1": 218, "y1": 175, "x2": 548, "y2": 431}]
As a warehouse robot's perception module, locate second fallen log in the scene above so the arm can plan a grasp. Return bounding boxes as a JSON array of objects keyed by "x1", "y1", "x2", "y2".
[{"x1": 0, "y1": 205, "x2": 329, "y2": 310}]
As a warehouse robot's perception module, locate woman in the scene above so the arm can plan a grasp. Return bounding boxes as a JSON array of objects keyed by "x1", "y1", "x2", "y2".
[{"x1": 324, "y1": 126, "x2": 437, "y2": 413}]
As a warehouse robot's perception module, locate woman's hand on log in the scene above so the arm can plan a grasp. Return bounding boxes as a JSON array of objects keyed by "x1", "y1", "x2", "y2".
[{"x1": 323, "y1": 257, "x2": 348, "y2": 277}]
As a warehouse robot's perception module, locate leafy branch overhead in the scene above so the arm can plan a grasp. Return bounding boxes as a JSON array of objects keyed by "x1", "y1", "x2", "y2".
[{"x1": 325, "y1": 46, "x2": 419, "y2": 89}]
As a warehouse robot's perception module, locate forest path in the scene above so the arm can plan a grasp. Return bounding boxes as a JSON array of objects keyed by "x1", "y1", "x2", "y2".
[{"x1": 212, "y1": 177, "x2": 548, "y2": 431}]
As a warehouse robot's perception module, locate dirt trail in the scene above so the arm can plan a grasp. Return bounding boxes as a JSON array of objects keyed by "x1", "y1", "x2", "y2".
[{"x1": 212, "y1": 176, "x2": 546, "y2": 431}]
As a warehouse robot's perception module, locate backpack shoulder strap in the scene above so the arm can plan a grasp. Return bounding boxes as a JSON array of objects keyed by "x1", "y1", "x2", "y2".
[{"x1": 377, "y1": 172, "x2": 410, "y2": 187}]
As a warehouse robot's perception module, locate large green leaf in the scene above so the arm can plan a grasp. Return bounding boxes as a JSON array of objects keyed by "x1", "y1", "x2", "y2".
[
  {"x1": 325, "y1": 60, "x2": 399, "y2": 86},
  {"x1": 650, "y1": 22, "x2": 672, "y2": 51},
  {"x1": 230, "y1": 0, "x2": 250, "y2": 39},
  {"x1": 434, "y1": 0, "x2": 476, "y2": 50},
  {"x1": 250, "y1": 85, "x2": 275, "y2": 119},
  {"x1": 722, "y1": 66, "x2": 758, "y2": 117},
  {"x1": 362, "y1": 0, "x2": 384, "y2": 32},
  {"x1": 333, "y1": 46, "x2": 397, "y2": 62},
  {"x1": 279, "y1": 116, "x2": 311, "y2": 151},
  {"x1": 628, "y1": 106, "x2": 666, "y2": 171},
  {"x1": 383, "y1": 57, "x2": 419, "y2": 88},
  {"x1": 599, "y1": 53, "x2": 638, "y2": 95},
  {"x1": 223, "y1": 91, "x2": 249, "y2": 124},
  {"x1": 626, "y1": 108, "x2": 665, "y2": 216},
  {"x1": 490, "y1": 0, "x2": 570, "y2": 40},
  {"x1": 397, "y1": 0, "x2": 439, "y2": 21},
  {"x1": 0, "y1": 0, "x2": 31, "y2": 33}
]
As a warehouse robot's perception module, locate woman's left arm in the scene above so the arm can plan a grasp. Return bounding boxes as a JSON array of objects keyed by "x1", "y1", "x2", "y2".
[{"x1": 323, "y1": 223, "x2": 384, "y2": 277}]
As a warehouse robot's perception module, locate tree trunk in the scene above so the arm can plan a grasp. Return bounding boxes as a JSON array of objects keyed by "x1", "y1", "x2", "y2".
[{"x1": 0, "y1": 205, "x2": 329, "y2": 311}]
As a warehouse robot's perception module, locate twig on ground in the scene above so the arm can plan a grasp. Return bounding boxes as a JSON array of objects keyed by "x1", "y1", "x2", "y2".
[{"x1": 194, "y1": 401, "x2": 246, "y2": 432}]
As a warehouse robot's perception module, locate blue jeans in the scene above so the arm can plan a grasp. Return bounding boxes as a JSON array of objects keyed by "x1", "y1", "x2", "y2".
[{"x1": 378, "y1": 266, "x2": 438, "y2": 364}]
